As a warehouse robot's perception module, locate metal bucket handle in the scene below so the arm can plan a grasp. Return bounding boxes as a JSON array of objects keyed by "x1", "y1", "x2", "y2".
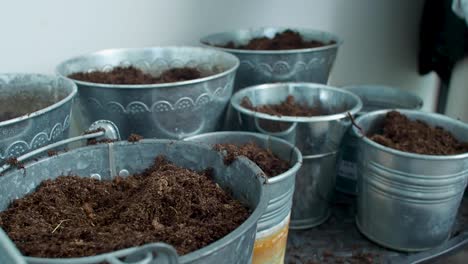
[
  {"x1": 105, "y1": 243, "x2": 179, "y2": 264},
  {"x1": 0, "y1": 120, "x2": 121, "y2": 174}
]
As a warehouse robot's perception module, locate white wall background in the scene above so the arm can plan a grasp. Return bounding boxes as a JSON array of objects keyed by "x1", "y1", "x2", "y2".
[{"x1": 0, "y1": 0, "x2": 437, "y2": 111}]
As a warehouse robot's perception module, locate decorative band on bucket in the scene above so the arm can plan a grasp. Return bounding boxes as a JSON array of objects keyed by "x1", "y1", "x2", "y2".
[
  {"x1": 230, "y1": 83, "x2": 362, "y2": 229},
  {"x1": 335, "y1": 85, "x2": 423, "y2": 195},
  {"x1": 353, "y1": 109, "x2": 468, "y2": 251}
]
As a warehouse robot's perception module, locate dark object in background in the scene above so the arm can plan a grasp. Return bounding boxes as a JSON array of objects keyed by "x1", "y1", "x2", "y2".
[{"x1": 419, "y1": 0, "x2": 468, "y2": 113}]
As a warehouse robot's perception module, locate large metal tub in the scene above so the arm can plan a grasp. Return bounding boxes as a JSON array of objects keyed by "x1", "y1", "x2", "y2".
[
  {"x1": 230, "y1": 83, "x2": 362, "y2": 229},
  {"x1": 0, "y1": 74, "x2": 76, "y2": 165},
  {"x1": 353, "y1": 109, "x2": 468, "y2": 251},
  {"x1": 0, "y1": 140, "x2": 268, "y2": 264},
  {"x1": 336, "y1": 85, "x2": 423, "y2": 195},
  {"x1": 56, "y1": 47, "x2": 239, "y2": 139},
  {"x1": 185, "y1": 131, "x2": 302, "y2": 264},
  {"x1": 201, "y1": 27, "x2": 342, "y2": 92}
]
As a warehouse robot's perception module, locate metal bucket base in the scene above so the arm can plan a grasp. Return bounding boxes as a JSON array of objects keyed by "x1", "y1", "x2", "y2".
[
  {"x1": 355, "y1": 217, "x2": 451, "y2": 253},
  {"x1": 289, "y1": 210, "x2": 331, "y2": 230}
]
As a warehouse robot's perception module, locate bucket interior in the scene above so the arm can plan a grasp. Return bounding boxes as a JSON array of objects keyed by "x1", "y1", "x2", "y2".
[
  {"x1": 0, "y1": 75, "x2": 72, "y2": 122},
  {"x1": 232, "y1": 83, "x2": 361, "y2": 120}
]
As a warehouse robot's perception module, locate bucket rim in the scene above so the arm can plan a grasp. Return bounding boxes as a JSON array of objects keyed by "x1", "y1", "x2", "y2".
[
  {"x1": 230, "y1": 82, "x2": 363, "y2": 122},
  {"x1": 353, "y1": 109, "x2": 468, "y2": 160}
]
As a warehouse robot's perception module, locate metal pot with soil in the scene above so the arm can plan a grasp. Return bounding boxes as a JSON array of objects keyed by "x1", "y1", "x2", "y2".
[
  {"x1": 353, "y1": 109, "x2": 468, "y2": 252},
  {"x1": 0, "y1": 124, "x2": 268, "y2": 264},
  {"x1": 56, "y1": 46, "x2": 239, "y2": 139},
  {"x1": 0, "y1": 73, "x2": 77, "y2": 166},
  {"x1": 230, "y1": 83, "x2": 362, "y2": 229},
  {"x1": 201, "y1": 27, "x2": 341, "y2": 92},
  {"x1": 184, "y1": 131, "x2": 302, "y2": 264},
  {"x1": 336, "y1": 85, "x2": 423, "y2": 195}
]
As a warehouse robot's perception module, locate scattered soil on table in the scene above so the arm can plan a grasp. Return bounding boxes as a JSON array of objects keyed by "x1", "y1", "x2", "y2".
[
  {"x1": 5, "y1": 157, "x2": 24, "y2": 169},
  {"x1": 127, "y1": 133, "x2": 143, "y2": 143},
  {"x1": 0, "y1": 156, "x2": 250, "y2": 258},
  {"x1": 241, "y1": 95, "x2": 325, "y2": 117},
  {"x1": 86, "y1": 138, "x2": 117, "y2": 146},
  {"x1": 68, "y1": 66, "x2": 203, "y2": 85},
  {"x1": 214, "y1": 142, "x2": 290, "y2": 177},
  {"x1": 369, "y1": 111, "x2": 468, "y2": 155},
  {"x1": 218, "y1": 29, "x2": 335, "y2": 50},
  {"x1": 0, "y1": 95, "x2": 60, "y2": 122},
  {"x1": 47, "y1": 150, "x2": 58, "y2": 157}
]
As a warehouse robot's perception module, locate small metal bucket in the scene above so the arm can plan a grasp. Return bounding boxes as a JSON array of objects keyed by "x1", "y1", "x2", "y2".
[
  {"x1": 184, "y1": 131, "x2": 302, "y2": 264},
  {"x1": 336, "y1": 85, "x2": 423, "y2": 195},
  {"x1": 230, "y1": 83, "x2": 362, "y2": 229},
  {"x1": 56, "y1": 46, "x2": 239, "y2": 139},
  {"x1": 353, "y1": 109, "x2": 468, "y2": 252},
  {"x1": 0, "y1": 140, "x2": 268, "y2": 263},
  {"x1": 0, "y1": 74, "x2": 77, "y2": 165}
]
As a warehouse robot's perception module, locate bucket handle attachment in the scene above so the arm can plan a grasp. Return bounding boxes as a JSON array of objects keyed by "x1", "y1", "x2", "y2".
[
  {"x1": 105, "y1": 243, "x2": 179, "y2": 264},
  {"x1": 0, "y1": 120, "x2": 120, "y2": 174}
]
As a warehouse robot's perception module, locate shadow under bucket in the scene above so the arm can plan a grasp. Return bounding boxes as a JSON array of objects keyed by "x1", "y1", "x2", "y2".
[
  {"x1": 230, "y1": 83, "x2": 362, "y2": 229},
  {"x1": 184, "y1": 131, "x2": 302, "y2": 264},
  {"x1": 353, "y1": 109, "x2": 468, "y2": 252}
]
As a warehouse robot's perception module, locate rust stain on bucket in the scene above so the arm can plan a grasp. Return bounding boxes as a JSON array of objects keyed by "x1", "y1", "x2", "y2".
[{"x1": 253, "y1": 214, "x2": 290, "y2": 264}]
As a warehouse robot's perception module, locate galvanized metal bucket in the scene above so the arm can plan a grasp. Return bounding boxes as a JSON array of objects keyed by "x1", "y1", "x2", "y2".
[
  {"x1": 56, "y1": 46, "x2": 239, "y2": 139},
  {"x1": 201, "y1": 27, "x2": 342, "y2": 92},
  {"x1": 353, "y1": 109, "x2": 468, "y2": 252},
  {"x1": 230, "y1": 83, "x2": 362, "y2": 229},
  {"x1": 0, "y1": 74, "x2": 77, "y2": 165},
  {"x1": 0, "y1": 139, "x2": 268, "y2": 264},
  {"x1": 336, "y1": 85, "x2": 423, "y2": 195},
  {"x1": 184, "y1": 131, "x2": 302, "y2": 264}
]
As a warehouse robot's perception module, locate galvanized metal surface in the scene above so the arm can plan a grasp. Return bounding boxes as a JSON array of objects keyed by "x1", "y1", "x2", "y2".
[
  {"x1": 0, "y1": 74, "x2": 76, "y2": 165},
  {"x1": 336, "y1": 85, "x2": 423, "y2": 195},
  {"x1": 0, "y1": 140, "x2": 269, "y2": 264},
  {"x1": 200, "y1": 27, "x2": 342, "y2": 93},
  {"x1": 353, "y1": 109, "x2": 468, "y2": 252},
  {"x1": 184, "y1": 131, "x2": 302, "y2": 233},
  {"x1": 285, "y1": 192, "x2": 468, "y2": 264},
  {"x1": 230, "y1": 83, "x2": 362, "y2": 229},
  {"x1": 56, "y1": 46, "x2": 239, "y2": 139}
]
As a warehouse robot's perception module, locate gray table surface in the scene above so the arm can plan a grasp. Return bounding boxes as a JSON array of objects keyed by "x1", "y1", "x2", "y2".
[{"x1": 285, "y1": 192, "x2": 468, "y2": 264}]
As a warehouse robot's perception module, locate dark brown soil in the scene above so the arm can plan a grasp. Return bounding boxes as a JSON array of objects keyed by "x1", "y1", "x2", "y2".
[
  {"x1": 127, "y1": 133, "x2": 143, "y2": 143},
  {"x1": 86, "y1": 138, "x2": 117, "y2": 146},
  {"x1": 370, "y1": 111, "x2": 468, "y2": 155},
  {"x1": 68, "y1": 66, "x2": 203, "y2": 85},
  {"x1": 47, "y1": 150, "x2": 58, "y2": 157},
  {"x1": 0, "y1": 156, "x2": 250, "y2": 258},
  {"x1": 241, "y1": 95, "x2": 325, "y2": 117},
  {"x1": 214, "y1": 142, "x2": 290, "y2": 177},
  {"x1": 218, "y1": 29, "x2": 334, "y2": 50}
]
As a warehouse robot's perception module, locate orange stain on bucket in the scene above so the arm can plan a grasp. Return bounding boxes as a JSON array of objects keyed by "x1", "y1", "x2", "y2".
[{"x1": 253, "y1": 214, "x2": 290, "y2": 264}]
